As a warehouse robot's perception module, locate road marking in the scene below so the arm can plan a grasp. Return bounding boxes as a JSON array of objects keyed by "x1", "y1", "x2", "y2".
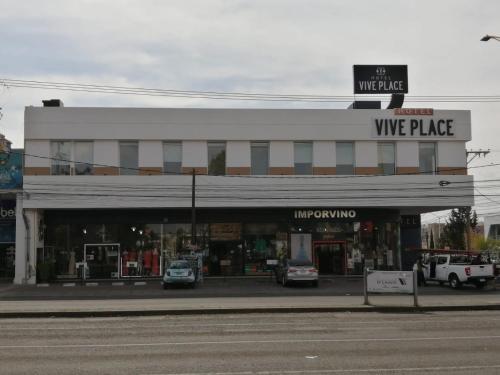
[
  {"x1": 111, "y1": 282, "x2": 124, "y2": 286},
  {"x1": 139, "y1": 364, "x2": 500, "y2": 375},
  {"x1": 1, "y1": 335, "x2": 500, "y2": 349},
  {"x1": 62, "y1": 283, "x2": 76, "y2": 287}
]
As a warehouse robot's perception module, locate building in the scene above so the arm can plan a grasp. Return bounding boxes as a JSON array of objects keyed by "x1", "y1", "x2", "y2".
[
  {"x1": 0, "y1": 133, "x2": 23, "y2": 283},
  {"x1": 14, "y1": 101, "x2": 474, "y2": 284}
]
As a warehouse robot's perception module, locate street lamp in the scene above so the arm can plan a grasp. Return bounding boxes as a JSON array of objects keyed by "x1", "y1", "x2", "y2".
[{"x1": 481, "y1": 35, "x2": 500, "y2": 42}]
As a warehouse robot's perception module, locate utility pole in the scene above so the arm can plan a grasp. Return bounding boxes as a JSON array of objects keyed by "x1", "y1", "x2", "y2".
[{"x1": 191, "y1": 168, "x2": 196, "y2": 247}]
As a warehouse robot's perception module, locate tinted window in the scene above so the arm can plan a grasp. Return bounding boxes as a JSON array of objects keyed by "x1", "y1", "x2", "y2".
[
  {"x1": 294, "y1": 142, "x2": 312, "y2": 175},
  {"x1": 208, "y1": 142, "x2": 226, "y2": 175},
  {"x1": 378, "y1": 142, "x2": 395, "y2": 175},
  {"x1": 336, "y1": 142, "x2": 354, "y2": 175},
  {"x1": 119, "y1": 141, "x2": 139, "y2": 175},
  {"x1": 251, "y1": 142, "x2": 269, "y2": 175},
  {"x1": 419, "y1": 142, "x2": 436, "y2": 175},
  {"x1": 163, "y1": 142, "x2": 182, "y2": 174},
  {"x1": 51, "y1": 141, "x2": 71, "y2": 175}
]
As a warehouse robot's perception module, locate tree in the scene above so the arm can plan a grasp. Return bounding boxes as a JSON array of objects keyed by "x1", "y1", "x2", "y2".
[{"x1": 440, "y1": 207, "x2": 477, "y2": 250}]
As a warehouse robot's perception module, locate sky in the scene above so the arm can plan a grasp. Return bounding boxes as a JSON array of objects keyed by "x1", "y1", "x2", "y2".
[{"x1": 0, "y1": 0, "x2": 499, "y2": 222}]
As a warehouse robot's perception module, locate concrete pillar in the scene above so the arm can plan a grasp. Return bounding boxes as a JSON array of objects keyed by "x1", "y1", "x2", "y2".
[{"x1": 14, "y1": 204, "x2": 38, "y2": 285}]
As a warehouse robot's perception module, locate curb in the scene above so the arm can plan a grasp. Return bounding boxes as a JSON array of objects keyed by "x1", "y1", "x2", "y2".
[{"x1": 1, "y1": 304, "x2": 500, "y2": 319}]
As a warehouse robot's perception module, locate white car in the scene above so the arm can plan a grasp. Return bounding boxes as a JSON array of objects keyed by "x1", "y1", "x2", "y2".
[
  {"x1": 162, "y1": 260, "x2": 196, "y2": 289},
  {"x1": 276, "y1": 259, "x2": 319, "y2": 287}
]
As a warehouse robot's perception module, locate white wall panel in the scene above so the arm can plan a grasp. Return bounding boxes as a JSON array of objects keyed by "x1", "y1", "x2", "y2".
[
  {"x1": 227, "y1": 141, "x2": 250, "y2": 167},
  {"x1": 24, "y1": 140, "x2": 50, "y2": 167},
  {"x1": 396, "y1": 141, "x2": 419, "y2": 167},
  {"x1": 437, "y1": 141, "x2": 466, "y2": 167},
  {"x1": 139, "y1": 141, "x2": 163, "y2": 167},
  {"x1": 355, "y1": 141, "x2": 378, "y2": 167},
  {"x1": 183, "y1": 141, "x2": 207, "y2": 167},
  {"x1": 270, "y1": 141, "x2": 294, "y2": 167},
  {"x1": 313, "y1": 141, "x2": 335, "y2": 167},
  {"x1": 94, "y1": 141, "x2": 119, "y2": 166}
]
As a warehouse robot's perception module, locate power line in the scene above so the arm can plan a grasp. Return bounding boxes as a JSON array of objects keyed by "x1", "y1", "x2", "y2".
[{"x1": 3, "y1": 78, "x2": 500, "y2": 103}]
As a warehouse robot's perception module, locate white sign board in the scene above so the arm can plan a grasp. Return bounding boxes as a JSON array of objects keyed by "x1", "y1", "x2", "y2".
[{"x1": 367, "y1": 271, "x2": 414, "y2": 294}]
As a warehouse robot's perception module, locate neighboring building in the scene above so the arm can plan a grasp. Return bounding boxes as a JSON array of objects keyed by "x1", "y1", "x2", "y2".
[
  {"x1": 15, "y1": 101, "x2": 474, "y2": 284},
  {"x1": 421, "y1": 223, "x2": 446, "y2": 249},
  {"x1": 0, "y1": 134, "x2": 23, "y2": 282},
  {"x1": 484, "y1": 215, "x2": 500, "y2": 240}
]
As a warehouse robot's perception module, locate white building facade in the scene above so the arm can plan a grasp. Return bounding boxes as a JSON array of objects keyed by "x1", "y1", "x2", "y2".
[{"x1": 15, "y1": 104, "x2": 473, "y2": 284}]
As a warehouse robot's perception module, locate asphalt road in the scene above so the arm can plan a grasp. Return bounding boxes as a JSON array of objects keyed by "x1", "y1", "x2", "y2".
[
  {"x1": 1, "y1": 277, "x2": 498, "y2": 300},
  {"x1": 1, "y1": 311, "x2": 500, "y2": 374}
]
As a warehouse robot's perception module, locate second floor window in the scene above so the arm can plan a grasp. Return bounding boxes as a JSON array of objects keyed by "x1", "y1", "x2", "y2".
[
  {"x1": 294, "y1": 142, "x2": 312, "y2": 175},
  {"x1": 51, "y1": 141, "x2": 94, "y2": 175},
  {"x1": 208, "y1": 142, "x2": 226, "y2": 175},
  {"x1": 336, "y1": 142, "x2": 354, "y2": 175},
  {"x1": 378, "y1": 142, "x2": 395, "y2": 175},
  {"x1": 163, "y1": 142, "x2": 182, "y2": 174},
  {"x1": 251, "y1": 142, "x2": 269, "y2": 175},
  {"x1": 119, "y1": 141, "x2": 139, "y2": 175},
  {"x1": 419, "y1": 142, "x2": 436, "y2": 175}
]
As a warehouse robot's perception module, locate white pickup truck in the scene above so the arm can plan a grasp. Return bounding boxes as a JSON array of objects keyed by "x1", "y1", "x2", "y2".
[{"x1": 421, "y1": 254, "x2": 495, "y2": 289}]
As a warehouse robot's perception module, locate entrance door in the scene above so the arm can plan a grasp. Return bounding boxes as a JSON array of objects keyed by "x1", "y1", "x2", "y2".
[
  {"x1": 313, "y1": 241, "x2": 346, "y2": 275},
  {"x1": 0, "y1": 244, "x2": 15, "y2": 281},
  {"x1": 209, "y1": 241, "x2": 243, "y2": 276},
  {"x1": 83, "y1": 243, "x2": 120, "y2": 279}
]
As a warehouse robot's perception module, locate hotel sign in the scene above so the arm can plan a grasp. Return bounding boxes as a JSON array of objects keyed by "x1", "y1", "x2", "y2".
[
  {"x1": 353, "y1": 65, "x2": 408, "y2": 94},
  {"x1": 372, "y1": 117, "x2": 455, "y2": 138},
  {"x1": 294, "y1": 209, "x2": 357, "y2": 220}
]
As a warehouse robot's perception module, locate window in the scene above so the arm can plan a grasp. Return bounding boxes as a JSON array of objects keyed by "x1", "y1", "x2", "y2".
[
  {"x1": 74, "y1": 142, "x2": 94, "y2": 175},
  {"x1": 51, "y1": 141, "x2": 94, "y2": 175},
  {"x1": 119, "y1": 141, "x2": 139, "y2": 175},
  {"x1": 336, "y1": 142, "x2": 355, "y2": 174},
  {"x1": 378, "y1": 142, "x2": 395, "y2": 175},
  {"x1": 294, "y1": 142, "x2": 312, "y2": 175},
  {"x1": 51, "y1": 141, "x2": 71, "y2": 175},
  {"x1": 163, "y1": 142, "x2": 182, "y2": 174},
  {"x1": 251, "y1": 142, "x2": 269, "y2": 175},
  {"x1": 419, "y1": 142, "x2": 436, "y2": 175},
  {"x1": 208, "y1": 142, "x2": 226, "y2": 175}
]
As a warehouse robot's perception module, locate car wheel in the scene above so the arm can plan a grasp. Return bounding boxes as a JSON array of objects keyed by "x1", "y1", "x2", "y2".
[
  {"x1": 282, "y1": 275, "x2": 288, "y2": 287},
  {"x1": 312, "y1": 280, "x2": 319, "y2": 287},
  {"x1": 449, "y1": 274, "x2": 461, "y2": 289},
  {"x1": 163, "y1": 283, "x2": 168, "y2": 290},
  {"x1": 191, "y1": 282, "x2": 196, "y2": 289}
]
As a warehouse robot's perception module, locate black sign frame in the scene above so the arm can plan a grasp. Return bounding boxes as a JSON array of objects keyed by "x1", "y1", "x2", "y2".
[{"x1": 353, "y1": 65, "x2": 408, "y2": 94}]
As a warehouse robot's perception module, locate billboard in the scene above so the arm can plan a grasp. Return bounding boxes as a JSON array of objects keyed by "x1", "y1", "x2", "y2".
[
  {"x1": 0, "y1": 149, "x2": 22, "y2": 189},
  {"x1": 353, "y1": 65, "x2": 408, "y2": 94}
]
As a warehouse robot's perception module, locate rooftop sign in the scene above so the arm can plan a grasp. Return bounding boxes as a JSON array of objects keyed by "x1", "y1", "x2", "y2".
[{"x1": 353, "y1": 65, "x2": 408, "y2": 94}]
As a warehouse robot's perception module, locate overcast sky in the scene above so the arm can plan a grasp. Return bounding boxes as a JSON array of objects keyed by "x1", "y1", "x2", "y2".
[{"x1": 1, "y1": 0, "x2": 499, "y2": 221}]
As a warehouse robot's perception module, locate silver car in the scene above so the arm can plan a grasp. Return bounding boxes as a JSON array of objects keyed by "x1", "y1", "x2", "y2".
[
  {"x1": 276, "y1": 259, "x2": 319, "y2": 287},
  {"x1": 162, "y1": 260, "x2": 196, "y2": 289}
]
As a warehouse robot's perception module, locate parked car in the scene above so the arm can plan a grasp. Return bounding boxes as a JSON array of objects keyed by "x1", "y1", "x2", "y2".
[
  {"x1": 417, "y1": 254, "x2": 495, "y2": 289},
  {"x1": 162, "y1": 260, "x2": 196, "y2": 289},
  {"x1": 275, "y1": 258, "x2": 319, "y2": 287}
]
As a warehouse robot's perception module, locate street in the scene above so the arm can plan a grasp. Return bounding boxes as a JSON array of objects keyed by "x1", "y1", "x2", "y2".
[{"x1": 1, "y1": 311, "x2": 500, "y2": 374}]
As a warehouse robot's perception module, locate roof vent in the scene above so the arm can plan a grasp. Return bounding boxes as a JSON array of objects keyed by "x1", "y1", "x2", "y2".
[{"x1": 42, "y1": 99, "x2": 64, "y2": 107}]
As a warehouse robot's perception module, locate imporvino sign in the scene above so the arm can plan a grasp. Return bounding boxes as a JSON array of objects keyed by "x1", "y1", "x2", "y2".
[{"x1": 294, "y1": 209, "x2": 357, "y2": 219}]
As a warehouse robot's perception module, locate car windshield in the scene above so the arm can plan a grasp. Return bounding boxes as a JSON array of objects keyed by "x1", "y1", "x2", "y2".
[
  {"x1": 169, "y1": 261, "x2": 190, "y2": 269},
  {"x1": 288, "y1": 260, "x2": 313, "y2": 267}
]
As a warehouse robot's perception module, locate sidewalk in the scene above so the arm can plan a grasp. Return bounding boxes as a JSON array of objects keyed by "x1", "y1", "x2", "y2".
[{"x1": 0, "y1": 277, "x2": 498, "y2": 317}]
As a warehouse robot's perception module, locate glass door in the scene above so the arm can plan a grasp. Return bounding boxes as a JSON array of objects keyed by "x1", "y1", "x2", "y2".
[{"x1": 83, "y1": 243, "x2": 120, "y2": 279}]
